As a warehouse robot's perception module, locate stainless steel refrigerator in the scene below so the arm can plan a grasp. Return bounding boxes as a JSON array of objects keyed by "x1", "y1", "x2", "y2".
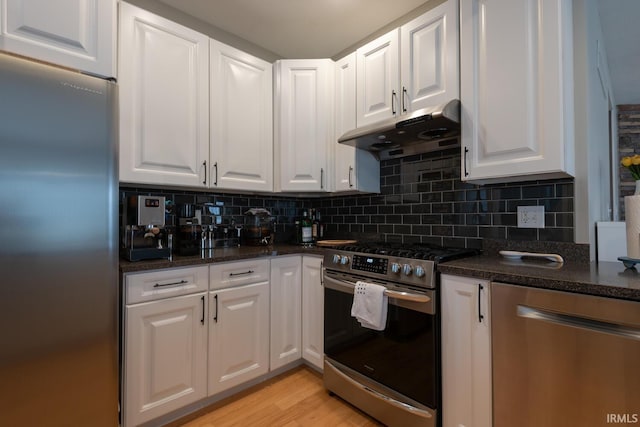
[{"x1": 0, "y1": 53, "x2": 118, "y2": 426}]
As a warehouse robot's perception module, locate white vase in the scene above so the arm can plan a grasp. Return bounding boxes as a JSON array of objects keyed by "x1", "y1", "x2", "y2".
[{"x1": 625, "y1": 194, "x2": 640, "y2": 259}]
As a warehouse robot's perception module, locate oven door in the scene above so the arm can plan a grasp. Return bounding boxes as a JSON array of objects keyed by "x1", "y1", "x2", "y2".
[{"x1": 323, "y1": 270, "x2": 439, "y2": 424}]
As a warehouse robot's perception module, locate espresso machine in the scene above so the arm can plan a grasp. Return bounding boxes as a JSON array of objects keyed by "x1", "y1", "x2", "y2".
[{"x1": 122, "y1": 195, "x2": 172, "y2": 261}]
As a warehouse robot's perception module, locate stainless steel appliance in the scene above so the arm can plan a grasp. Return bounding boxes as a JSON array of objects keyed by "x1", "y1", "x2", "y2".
[
  {"x1": 492, "y1": 283, "x2": 640, "y2": 427},
  {"x1": 176, "y1": 203, "x2": 203, "y2": 256},
  {"x1": 338, "y1": 99, "x2": 460, "y2": 160},
  {"x1": 123, "y1": 195, "x2": 172, "y2": 261},
  {"x1": 323, "y1": 242, "x2": 478, "y2": 427},
  {"x1": 0, "y1": 53, "x2": 118, "y2": 426}
]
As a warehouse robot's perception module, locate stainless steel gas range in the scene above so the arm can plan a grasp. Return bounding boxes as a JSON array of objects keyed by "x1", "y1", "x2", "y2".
[{"x1": 322, "y1": 242, "x2": 478, "y2": 427}]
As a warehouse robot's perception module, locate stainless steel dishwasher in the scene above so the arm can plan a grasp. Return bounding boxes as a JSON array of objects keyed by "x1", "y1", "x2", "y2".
[{"x1": 492, "y1": 283, "x2": 640, "y2": 427}]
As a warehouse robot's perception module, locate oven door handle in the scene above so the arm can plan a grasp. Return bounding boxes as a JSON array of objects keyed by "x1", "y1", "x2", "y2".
[{"x1": 323, "y1": 274, "x2": 431, "y2": 304}]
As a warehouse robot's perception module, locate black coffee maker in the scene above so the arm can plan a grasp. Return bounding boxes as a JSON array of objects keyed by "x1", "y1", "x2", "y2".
[
  {"x1": 176, "y1": 203, "x2": 202, "y2": 256},
  {"x1": 122, "y1": 195, "x2": 172, "y2": 261}
]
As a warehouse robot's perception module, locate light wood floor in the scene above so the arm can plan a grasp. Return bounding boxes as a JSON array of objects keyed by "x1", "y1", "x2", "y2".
[{"x1": 176, "y1": 366, "x2": 382, "y2": 427}]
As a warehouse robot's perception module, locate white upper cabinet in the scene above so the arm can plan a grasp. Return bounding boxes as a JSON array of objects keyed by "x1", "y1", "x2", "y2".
[
  {"x1": 356, "y1": 0, "x2": 459, "y2": 127},
  {"x1": 400, "y1": 0, "x2": 459, "y2": 113},
  {"x1": 461, "y1": 0, "x2": 574, "y2": 183},
  {"x1": 118, "y1": 2, "x2": 210, "y2": 187},
  {"x1": 334, "y1": 53, "x2": 379, "y2": 193},
  {"x1": 0, "y1": 0, "x2": 116, "y2": 77},
  {"x1": 356, "y1": 29, "x2": 399, "y2": 127},
  {"x1": 274, "y1": 59, "x2": 334, "y2": 192},
  {"x1": 210, "y1": 40, "x2": 273, "y2": 192}
]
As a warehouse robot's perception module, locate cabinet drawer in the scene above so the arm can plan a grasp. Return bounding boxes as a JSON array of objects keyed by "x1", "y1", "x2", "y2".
[
  {"x1": 125, "y1": 266, "x2": 209, "y2": 304},
  {"x1": 210, "y1": 259, "x2": 270, "y2": 289}
]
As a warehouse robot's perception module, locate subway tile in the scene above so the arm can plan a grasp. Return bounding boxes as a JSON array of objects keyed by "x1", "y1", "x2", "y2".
[
  {"x1": 454, "y1": 201, "x2": 477, "y2": 214},
  {"x1": 454, "y1": 226, "x2": 478, "y2": 238},
  {"x1": 422, "y1": 214, "x2": 442, "y2": 224},
  {"x1": 421, "y1": 193, "x2": 442, "y2": 203},
  {"x1": 402, "y1": 214, "x2": 421, "y2": 224},
  {"x1": 432, "y1": 203, "x2": 453, "y2": 213},
  {"x1": 506, "y1": 199, "x2": 538, "y2": 211},
  {"x1": 556, "y1": 213, "x2": 574, "y2": 227},
  {"x1": 379, "y1": 225, "x2": 394, "y2": 234},
  {"x1": 555, "y1": 182, "x2": 574, "y2": 197},
  {"x1": 539, "y1": 228, "x2": 574, "y2": 242},
  {"x1": 491, "y1": 187, "x2": 522, "y2": 200},
  {"x1": 350, "y1": 206, "x2": 363, "y2": 215},
  {"x1": 432, "y1": 180, "x2": 453, "y2": 192},
  {"x1": 394, "y1": 224, "x2": 412, "y2": 234},
  {"x1": 356, "y1": 215, "x2": 370, "y2": 224},
  {"x1": 412, "y1": 225, "x2": 432, "y2": 235},
  {"x1": 507, "y1": 227, "x2": 537, "y2": 241},
  {"x1": 403, "y1": 193, "x2": 421, "y2": 204},
  {"x1": 442, "y1": 237, "x2": 467, "y2": 248},
  {"x1": 492, "y1": 213, "x2": 517, "y2": 226},
  {"x1": 422, "y1": 236, "x2": 444, "y2": 246},
  {"x1": 479, "y1": 226, "x2": 506, "y2": 239},
  {"x1": 522, "y1": 184, "x2": 554, "y2": 199},
  {"x1": 466, "y1": 213, "x2": 491, "y2": 225},
  {"x1": 421, "y1": 171, "x2": 442, "y2": 181},
  {"x1": 542, "y1": 198, "x2": 574, "y2": 213},
  {"x1": 442, "y1": 214, "x2": 465, "y2": 225},
  {"x1": 432, "y1": 225, "x2": 453, "y2": 236},
  {"x1": 412, "y1": 204, "x2": 432, "y2": 214}
]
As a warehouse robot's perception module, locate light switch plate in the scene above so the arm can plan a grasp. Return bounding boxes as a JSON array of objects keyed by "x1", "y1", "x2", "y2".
[{"x1": 517, "y1": 206, "x2": 545, "y2": 228}]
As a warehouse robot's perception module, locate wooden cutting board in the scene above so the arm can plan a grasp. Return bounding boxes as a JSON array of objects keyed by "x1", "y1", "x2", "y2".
[{"x1": 315, "y1": 239, "x2": 357, "y2": 247}]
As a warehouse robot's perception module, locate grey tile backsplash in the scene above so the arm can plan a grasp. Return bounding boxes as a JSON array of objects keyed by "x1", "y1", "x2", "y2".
[{"x1": 120, "y1": 149, "x2": 575, "y2": 248}]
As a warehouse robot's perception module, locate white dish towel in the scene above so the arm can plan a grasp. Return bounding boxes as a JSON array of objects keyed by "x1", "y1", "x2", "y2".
[{"x1": 351, "y1": 281, "x2": 388, "y2": 331}]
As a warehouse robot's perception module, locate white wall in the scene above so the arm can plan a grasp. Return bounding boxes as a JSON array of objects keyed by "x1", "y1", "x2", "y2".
[{"x1": 573, "y1": 0, "x2": 616, "y2": 260}]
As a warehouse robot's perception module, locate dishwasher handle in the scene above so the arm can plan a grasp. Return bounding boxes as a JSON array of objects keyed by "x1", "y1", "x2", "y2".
[{"x1": 517, "y1": 305, "x2": 640, "y2": 341}]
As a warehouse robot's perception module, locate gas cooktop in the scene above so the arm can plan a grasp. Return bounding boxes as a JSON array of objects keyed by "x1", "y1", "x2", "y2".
[
  {"x1": 332, "y1": 242, "x2": 480, "y2": 263},
  {"x1": 323, "y1": 242, "x2": 480, "y2": 289}
]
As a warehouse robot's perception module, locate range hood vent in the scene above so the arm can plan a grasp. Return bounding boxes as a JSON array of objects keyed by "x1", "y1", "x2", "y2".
[{"x1": 338, "y1": 99, "x2": 461, "y2": 160}]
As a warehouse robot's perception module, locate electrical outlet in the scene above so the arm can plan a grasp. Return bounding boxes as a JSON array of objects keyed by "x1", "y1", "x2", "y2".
[{"x1": 517, "y1": 206, "x2": 545, "y2": 228}]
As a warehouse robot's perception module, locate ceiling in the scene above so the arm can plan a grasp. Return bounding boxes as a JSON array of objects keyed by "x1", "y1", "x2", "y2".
[{"x1": 157, "y1": 0, "x2": 640, "y2": 105}]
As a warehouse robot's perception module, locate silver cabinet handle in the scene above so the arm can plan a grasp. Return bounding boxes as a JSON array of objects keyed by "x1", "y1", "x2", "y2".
[
  {"x1": 229, "y1": 270, "x2": 254, "y2": 277},
  {"x1": 464, "y1": 147, "x2": 469, "y2": 177},
  {"x1": 402, "y1": 86, "x2": 407, "y2": 112},
  {"x1": 320, "y1": 168, "x2": 324, "y2": 190},
  {"x1": 202, "y1": 160, "x2": 207, "y2": 185},
  {"x1": 200, "y1": 295, "x2": 205, "y2": 325},
  {"x1": 478, "y1": 283, "x2": 484, "y2": 323},
  {"x1": 213, "y1": 162, "x2": 218, "y2": 186},
  {"x1": 213, "y1": 294, "x2": 218, "y2": 323},
  {"x1": 348, "y1": 166, "x2": 353, "y2": 188},
  {"x1": 391, "y1": 90, "x2": 397, "y2": 115},
  {"x1": 153, "y1": 280, "x2": 187, "y2": 288}
]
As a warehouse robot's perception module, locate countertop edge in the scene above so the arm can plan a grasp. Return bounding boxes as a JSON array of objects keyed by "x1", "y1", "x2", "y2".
[
  {"x1": 438, "y1": 261, "x2": 640, "y2": 302},
  {"x1": 119, "y1": 245, "x2": 325, "y2": 274}
]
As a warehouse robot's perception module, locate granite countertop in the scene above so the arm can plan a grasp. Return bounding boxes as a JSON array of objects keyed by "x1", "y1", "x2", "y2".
[
  {"x1": 438, "y1": 255, "x2": 640, "y2": 302},
  {"x1": 119, "y1": 244, "x2": 325, "y2": 274}
]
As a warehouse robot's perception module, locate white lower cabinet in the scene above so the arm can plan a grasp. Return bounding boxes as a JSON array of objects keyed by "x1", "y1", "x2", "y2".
[
  {"x1": 441, "y1": 274, "x2": 492, "y2": 427},
  {"x1": 270, "y1": 255, "x2": 302, "y2": 370},
  {"x1": 123, "y1": 266, "x2": 209, "y2": 427},
  {"x1": 208, "y1": 260, "x2": 270, "y2": 396},
  {"x1": 301, "y1": 256, "x2": 324, "y2": 370}
]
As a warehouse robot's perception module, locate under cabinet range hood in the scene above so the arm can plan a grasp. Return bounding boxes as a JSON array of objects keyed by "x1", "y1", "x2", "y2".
[{"x1": 338, "y1": 99, "x2": 461, "y2": 160}]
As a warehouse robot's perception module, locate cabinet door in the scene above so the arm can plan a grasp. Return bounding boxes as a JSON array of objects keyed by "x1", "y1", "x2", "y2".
[
  {"x1": 208, "y1": 282, "x2": 269, "y2": 396},
  {"x1": 356, "y1": 29, "x2": 399, "y2": 127},
  {"x1": 119, "y1": 3, "x2": 209, "y2": 187},
  {"x1": 441, "y1": 275, "x2": 492, "y2": 427},
  {"x1": 210, "y1": 40, "x2": 273, "y2": 192},
  {"x1": 334, "y1": 53, "x2": 359, "y2": 192},
  {"x1": 302, "y1": 256, "x2": 324, "y2": 370},
  {"x1": 0, "y1": 0, "x2": 115, "y2": 77},
  {"x1": 400, "y1": 0, "x2": 459, "y2": 113},
  {"x1": 124, "y1": 292, "x2": 208, "y2": 427},
  {"x1": 270, "y1": 256, "x2": 302, "y2": 370},
  {"x1": 334, "y1": 53, "x2": 380, "y2": 194},
  {"x1": 460, "y1": 0, "x2": 574, "y2": 182},
  {"x1": 275, "y1": 59, "x2": 333, "y2": 192}
]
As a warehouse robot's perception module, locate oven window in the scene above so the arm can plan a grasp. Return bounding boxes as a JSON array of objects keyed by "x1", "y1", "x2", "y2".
[{"x1": 324, "y1": 287, "x2": 437, "y2": 407}]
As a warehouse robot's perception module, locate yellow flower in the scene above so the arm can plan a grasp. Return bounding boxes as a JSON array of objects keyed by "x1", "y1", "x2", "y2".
[{"x1": 622, "y1": 154, "x2": 640, "y2": 180}]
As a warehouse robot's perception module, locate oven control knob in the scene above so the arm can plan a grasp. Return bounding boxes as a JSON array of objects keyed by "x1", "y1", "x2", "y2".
[
  {"x1": 340, "y1": 256, "x2": 350, "y2": 265},
  {"x1": 332, "y1": 254, "x2": 341, "y2": 264},
  {"x1": 391, "y1": 263, "x2": 402, "y2": 274},
  {"x1": 402, "y1": 264, "x2": 413, "y2": 276},
  {"x1": 415, "y1": 266, "x2": 426, "y2": 278}
]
